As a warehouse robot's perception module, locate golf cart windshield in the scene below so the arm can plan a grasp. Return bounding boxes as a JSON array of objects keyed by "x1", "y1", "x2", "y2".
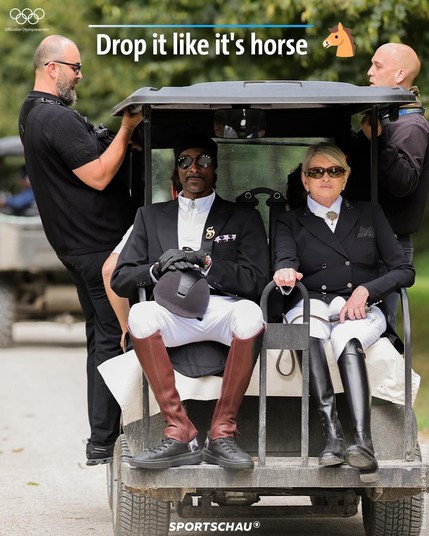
[{"x1": 113, "y1": 80, "x2": 417, "y2": 215}]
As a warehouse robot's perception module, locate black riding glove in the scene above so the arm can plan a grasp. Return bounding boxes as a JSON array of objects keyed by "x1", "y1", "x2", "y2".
[
  {"x1": 155, "y1": 248, "x2": 208, "y2": 275},
  {"x1": 169, "y1": 260, "x2": 202, "y2": 272},
  {"x1": 179, "y1": 248, "x2": 207, "y2": 267}
]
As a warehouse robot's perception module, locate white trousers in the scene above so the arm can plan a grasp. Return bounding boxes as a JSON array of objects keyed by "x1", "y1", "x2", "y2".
[
  {"x1": 128, "y1": 295, "x2": 264, "y2": 346},
  {"x1": 285, "y1": 296, "x2": 386, "y2": 359}
]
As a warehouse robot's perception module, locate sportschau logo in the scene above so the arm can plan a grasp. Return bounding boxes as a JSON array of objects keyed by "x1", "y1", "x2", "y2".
[{"x1": 9, "y1": 8, "x2": 45, "y2": 25}]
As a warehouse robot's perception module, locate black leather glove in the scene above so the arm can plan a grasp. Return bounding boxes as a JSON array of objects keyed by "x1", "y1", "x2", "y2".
[
  {"x1": 157, "y1": 248, "x2": 207, "y2": 275},
  {"x1": 157, "y1": 249, "x2": 189, "y2": 274},
  {"x1": 152, "y1": 262, "x2": 162, "y2": 280},
  {"x1": 180, "y1": 248, "x2": 207, "y2": 267},
  {"x1": 169, "y1": 260, "x2": 203, "y2": 272}
]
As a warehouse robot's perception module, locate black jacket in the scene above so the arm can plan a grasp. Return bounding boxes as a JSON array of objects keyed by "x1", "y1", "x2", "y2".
[
  {"x1": 274, "y1": 199, "x2": 415, "y2": 307},
  {"x1": 111, "y1": 194, "x2": 270, "y2": 303},
  {"x1": 347, "y1": 112, "x2": 429, "y2": 236}
]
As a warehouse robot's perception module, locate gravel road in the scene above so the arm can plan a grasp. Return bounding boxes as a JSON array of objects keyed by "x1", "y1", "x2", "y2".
[{"x1": 0, "y1": 322, "x2": 112, "y2": 536}]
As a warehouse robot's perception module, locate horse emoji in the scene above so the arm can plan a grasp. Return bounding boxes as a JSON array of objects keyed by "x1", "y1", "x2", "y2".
[{"x1": 323, "y1": 22, "x2": 356, "y2": 57}]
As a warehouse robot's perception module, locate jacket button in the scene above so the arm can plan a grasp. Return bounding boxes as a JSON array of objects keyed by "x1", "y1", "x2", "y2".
[
  {"x1": 321, "y1": 284, "x2": 327, "y2": 290},
  {"x1": 345, "y1": 260, "x2": 351, "y2": 266},
  {"x1": 321, "y1": 263, "x2": 327, "y2": 269},
  {"x1": 347, "y1": 282, "x2": 352, "y2": 288}
]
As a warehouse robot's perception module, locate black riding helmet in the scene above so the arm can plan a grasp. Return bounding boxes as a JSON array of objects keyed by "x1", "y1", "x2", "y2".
[{"x1": 153, "y1": 269, "x2": 210, "y2": 320}]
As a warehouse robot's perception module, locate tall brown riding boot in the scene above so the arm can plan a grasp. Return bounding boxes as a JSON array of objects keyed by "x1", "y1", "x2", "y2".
[
  {"x1": 202, "y1": 327, "x2": 264, "y2": 469},
  {"x1": 338, "y1": 338, "x2": 378, "y2": 482},
  {"x1": 128, "y1": 329, "x2": 202, "y2": 469}
]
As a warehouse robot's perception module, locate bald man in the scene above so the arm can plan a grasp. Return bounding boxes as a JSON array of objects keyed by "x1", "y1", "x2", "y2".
[
  {"x1": 347, "y1": 43, "x2": 429, "y2": 329},
  {"x1": 19, "y1": 35, "x2": 142, "y2": 465},
  {"x1": 367, "y1": 43, "x2": 421, "y2": 89}
]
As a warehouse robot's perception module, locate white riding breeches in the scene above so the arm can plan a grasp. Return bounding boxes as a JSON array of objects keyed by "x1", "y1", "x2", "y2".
[
  {"x1": 128, "y1": 295, "x2": 264, "y2": 346},
  {"x1": 285, "y1": 296, "x2": 387, "y2": 359}
]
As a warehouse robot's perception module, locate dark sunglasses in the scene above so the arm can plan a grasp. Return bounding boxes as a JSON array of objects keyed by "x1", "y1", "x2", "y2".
[
  {"x1": 45, "y1": 60, "x2": 82, "y2": 75},
  {"x1": 304, "y1": 166, "x2": 346, "y2": 179},
  {"x1": 176, "y1": 154, "x2": 213, "y2": 170}
]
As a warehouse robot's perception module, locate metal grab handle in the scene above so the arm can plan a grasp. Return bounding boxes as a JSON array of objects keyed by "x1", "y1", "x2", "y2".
[
  {"x1": 260, "y1": 280, "x2": 310, "y2": 324},
  {"x1": 258, "y1": 280, "x2": 310, "y2": 466}
]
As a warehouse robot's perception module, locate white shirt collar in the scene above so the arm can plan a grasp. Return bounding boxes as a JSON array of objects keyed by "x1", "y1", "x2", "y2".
[
  {"x1": 178, "y1": 190, "x2": 216, "y2": 213},
  {"x1": 307, "y1": 195, "x2": 342, "y2": 218},
  {"x1": 307, "y1": 195, "x2": 343, "y2": 231}
]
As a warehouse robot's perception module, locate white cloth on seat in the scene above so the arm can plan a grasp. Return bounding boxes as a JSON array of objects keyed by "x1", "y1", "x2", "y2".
[{"x1": 98, "y1": 336, "x2": 420, "y2": 426}]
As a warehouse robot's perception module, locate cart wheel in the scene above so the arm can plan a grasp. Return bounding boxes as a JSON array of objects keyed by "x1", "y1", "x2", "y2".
[
  {"x1": 112, "y1": 434, "x2": 170, "y2": 536},
  {"x1": 362, "y1": 492, "x2": 424, "y2": 536},
  {"x1": 0, "y1": 279, "x2": 15, "y2": 348}
]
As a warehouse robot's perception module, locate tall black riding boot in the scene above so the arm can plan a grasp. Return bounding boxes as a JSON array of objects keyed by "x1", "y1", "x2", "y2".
[
  {"x1": 337, "y1": 338, "x2": 378, "y2": 481},
  {"x1": 308, "y1": 337, "x2": 345, "y2": 466}
]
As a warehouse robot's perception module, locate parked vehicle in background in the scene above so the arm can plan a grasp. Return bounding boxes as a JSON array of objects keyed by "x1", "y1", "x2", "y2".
[{"x1": 0, "y1": 136, "x2": 81, "y2": 347}]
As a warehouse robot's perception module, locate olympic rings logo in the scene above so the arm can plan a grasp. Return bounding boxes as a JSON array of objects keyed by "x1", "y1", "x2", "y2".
[{"x1": 9, "y1": 8, "x2": 45, "y2": 25}]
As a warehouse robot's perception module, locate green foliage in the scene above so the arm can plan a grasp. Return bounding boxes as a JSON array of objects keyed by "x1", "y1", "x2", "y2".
[
  {"x1": 1, "y1": 0, "x2": 428, "y2": 245},
  {"x1": 1, "y1": 0, "x2": 429, "y2": 133},
  {"x1": 407, "y1": 254, "x2": 429, "y2": 430}
]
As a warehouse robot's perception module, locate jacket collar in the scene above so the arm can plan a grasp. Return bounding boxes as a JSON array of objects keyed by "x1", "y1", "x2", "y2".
[
  {"x1": 299, "y1": 199, "x2": 358, "y2": 256},
  {"x1": 156, "y1": 194, "x2": 232, "y2": 252}
]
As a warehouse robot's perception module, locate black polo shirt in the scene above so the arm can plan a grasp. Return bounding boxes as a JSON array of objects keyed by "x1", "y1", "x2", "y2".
[{"x1": 19, "y1": 91, "x2": 133, "y2": 255}]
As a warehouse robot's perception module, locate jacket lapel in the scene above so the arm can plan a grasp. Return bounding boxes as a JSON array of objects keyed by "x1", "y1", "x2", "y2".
[
  {"x1": 157, "y1": 199, "x2": 179, "y2": 251},
  {"x1": 297, "y1": 201, "x2": 354, "y2": 258},
  {"x1": 155, "y1": 195, "x2": 232, "y2": 253},
  {"x1": 200, "y1": 195, "x2": 232, "y2": 252},
  {"x1": 334, "y1": 199, "x2": 360, "y2": 244}
]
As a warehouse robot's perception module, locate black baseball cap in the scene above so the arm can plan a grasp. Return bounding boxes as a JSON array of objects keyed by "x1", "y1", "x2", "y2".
[{"x1": 174, "y1": 133, "x2": 218, "y2": 161}]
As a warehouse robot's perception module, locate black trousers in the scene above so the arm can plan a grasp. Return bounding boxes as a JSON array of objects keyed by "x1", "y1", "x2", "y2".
[{"x1": 59, "y1": 250, "x2": 122, "y2": 446}]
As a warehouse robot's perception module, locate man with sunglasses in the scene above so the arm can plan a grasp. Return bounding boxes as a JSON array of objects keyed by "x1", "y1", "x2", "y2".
[
  {"x1": 111, "y1": 132, "x2": 269, "y2": 470},
  {"x1": 19, "y1": 35, "x2": 142, "y2": 465}
]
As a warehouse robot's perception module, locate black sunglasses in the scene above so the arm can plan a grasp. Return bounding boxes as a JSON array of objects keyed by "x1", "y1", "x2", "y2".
[
  {"x1": 304, "y1": 166, "x2": 346, "y2": 179},
  {"x1": 176, "y1": 154, "x2": 213, "y2": 170},
  {"x1": 45, "y1": 60, "x2": 82, "y2": 75}
]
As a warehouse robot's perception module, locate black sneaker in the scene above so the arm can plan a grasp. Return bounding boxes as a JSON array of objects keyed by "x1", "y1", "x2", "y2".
[
  {"x1": 202, "y1": 436, "x2": 254, "y2": 470},
  {"x1": 130, "y1": 438, "x2": 202, "y2": 469},
  {"x1": 85, "y1": 439, "x2": 115, "y2": 466}
]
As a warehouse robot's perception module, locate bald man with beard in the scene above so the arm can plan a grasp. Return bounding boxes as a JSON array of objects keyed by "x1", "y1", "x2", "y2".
[{"x1": 19, "y1": 35, "x2": 142, "y2": 465}]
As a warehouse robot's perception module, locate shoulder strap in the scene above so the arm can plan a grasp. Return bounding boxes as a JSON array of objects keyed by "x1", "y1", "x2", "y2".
[{"x1": 19, "y1": 97, "x2": 66, "y2": 142}]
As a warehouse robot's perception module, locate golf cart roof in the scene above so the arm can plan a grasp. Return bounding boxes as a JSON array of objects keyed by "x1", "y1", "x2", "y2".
[
  {"x1": 113, "y1": 80, "x2": 417, "y2": 149},
  {"x1": 112, "y1": 80, "x2": 416, "y2": 114}
]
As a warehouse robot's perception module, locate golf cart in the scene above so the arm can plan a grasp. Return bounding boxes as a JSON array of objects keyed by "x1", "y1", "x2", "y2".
[
  {"x1": 104, "y1": 80, "x2": 428, "y2": 536},
  {"x1": 0, "y1": 136, "x2": 80, "y2": 347}
]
